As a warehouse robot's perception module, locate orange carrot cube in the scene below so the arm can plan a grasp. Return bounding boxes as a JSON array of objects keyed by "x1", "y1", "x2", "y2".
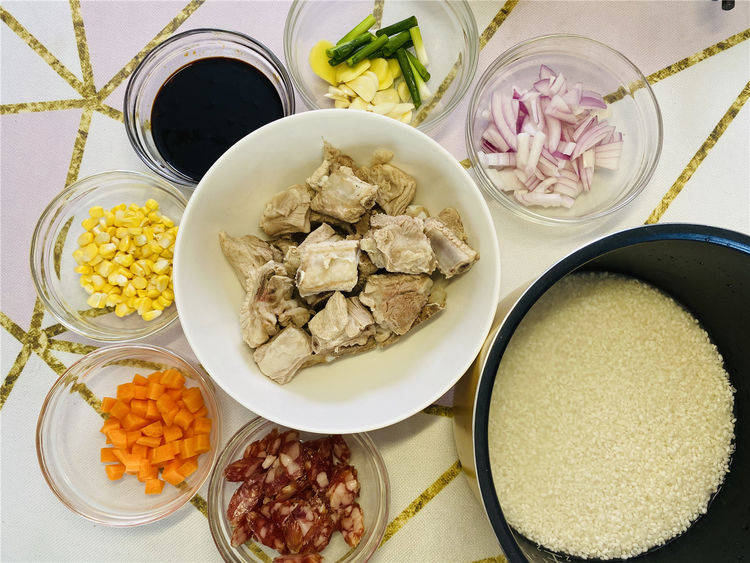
[
  {"x1": 133, "y1": 385, "x2": 148, "y2": 400},
  {"x1": 156, "y1": 393, "x2": 176, "y2": 414},
  {"x1": 147, "y1": 371, "x2": 162, "y2": 383},
  {"x1": 126, "y1": 430, "x2": 142, "y2": 448},
  {"x1": 130, "y1": 399, "x2": 148, "y2": 418},
  {"x1": 136, "y1": 435, "x2": 161, "y2": 448},
  {"x1": 147, "y1": 382, "x2": 165, "y2": 400},
  {"x1": 132, "y1": 373, "x2": 148, "y2": 386},
  {"x1": 109, "y1": 428, "x2": 127, "y2": 450},
  {"x1": 141, "y1": 421, "x2": 163, "y2": 437},
  {"x1": 173, "y1": 409, "x2": 194, "y2": 431},
  {"x1": 121, "y1": 413, "x2": 148, "y2": 431},
  {"x1": 163, "y1": 424, "x2": 183, "y2": 443},
  {"x1": 178, "y1": 457, "x2": 199, "y2": 478},
  {"x1": 161, "y1": 368, "x2": 185, "y2": 389},
  {"x1": 163, "y1": 460, "x2": 185, "y2": 486},
  {"x1": 182, "y1": 388, "x2": 204, "y2": 413},
  {"x1": 194, "y1": 406, "x2": 208, "y2": 418},
  {"x1": 131, "y1": 443, "x2": 149, "y2": 459},
  {"x1": 162, "y1": 408, "x2": 179, "y2": 427},
  {"x1": 166, "y1": 389, "x2": 182, "y2": 401},
  {"x1": 109, "y1": 400, "x2": 130, "y2": 420},
  {"x1": 100, "y1": 418, "x2": 121, "y2": 435},
  {"x1": 101, "y1": 397, "x2": 117, "y2": 413},
  {"x1": 193, "y1": 417, "x2": 212, "y2": 435},
  {"x1": 100, "y1": 448, "x2": 119, "y2": 463},
  {"x1": 193, "y1": 434, "x2": 211, "y2": 455},
  {"x1": 117, "y1": 382, "x2": 136, "y2": 402},
  {"x1": 151, "y1": 443, "x2": 177, "y2": 465},
  {"x1": 145, "y1": 478, "x2": 164, "y2": 494},
  {"x1": 105, "y1": 463, "x2": 126, "y2": 480}
]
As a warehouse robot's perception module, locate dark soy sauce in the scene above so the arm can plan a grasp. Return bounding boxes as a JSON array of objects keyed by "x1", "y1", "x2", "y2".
[{"x1": 151, "y1": 57, "x2": 284, "y2": 181}]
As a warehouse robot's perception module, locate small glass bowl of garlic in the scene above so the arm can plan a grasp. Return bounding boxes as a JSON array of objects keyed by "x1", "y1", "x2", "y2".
[{"x1": 31, "y1": 171, "x2": 188, "y2": 342}]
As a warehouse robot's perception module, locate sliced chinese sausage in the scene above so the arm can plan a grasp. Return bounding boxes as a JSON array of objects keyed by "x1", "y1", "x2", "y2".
[
  {"x1": 339, "y1": 503, "x2": 365, "y2": 548},
  {"x1": 227, "y1": 481, "x2": 262, "y2": 527},
  {"x1": 273, "y1": 555, "x2": 323, "y2": 563},
  {"x1": 330, "y1": 434, "x2": 351, "y2": 465},
  {"x1": 247, "y1": 511, "x2": 288, "y2": 553},
  {"x1": 326, "y1": 465, "x2": 360, "y2": 512}
]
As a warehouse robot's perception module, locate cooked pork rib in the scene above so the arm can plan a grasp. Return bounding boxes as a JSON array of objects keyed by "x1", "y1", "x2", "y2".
[
  {"x1": 436, "y1": 207, "x2": 468, "y2": 242},
  {"x1": 260, "y1": 184, "x2": 313, "y2": 237},
  {"x1": 365, "y1": 161, "x2": 416, "y2": 216},
  {"x1": 359, "y1": 274, "x2": 432, "y2": 335},
  {"x1": 361, "y1": 214, "x2": 436, "y2": 274},
  {"x1": 219, "y1": 231, "x2": 282, "y2": 289},
  {"x1": 282, "y1": 224, "x2": 343, "y2": 277},
  {"x1": 380, "y1": 288, "x2": 446, "y2": 347},
  {"x1": 405, "y1": 204, "x2": 429, "y2": 220},
  {"x1": 240, "y1": 261, "x2": 310, "y2": 348},
  {"x1": 295, "y1": 239, "x2": 360, "y2": 297},
  {"x1": 307, "y1": 292, "x2": 374, "y2": 353},
  {"x1": 423, "y1": 217, "x2": 478, "y2": 279},
  {"x1": 309, "y1": 165, "x2": 378, "y2": 223},
  {"x1": 252, "y1": 326, "x2": 312, "y2": 384}
]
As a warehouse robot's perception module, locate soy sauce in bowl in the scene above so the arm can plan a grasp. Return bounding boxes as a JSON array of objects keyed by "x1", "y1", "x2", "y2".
[{"x1": 151, "y1": 57, "x2": 284, "y2": 182}]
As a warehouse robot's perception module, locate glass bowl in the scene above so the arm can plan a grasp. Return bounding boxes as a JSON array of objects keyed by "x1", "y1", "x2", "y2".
[
  {"x1": 284, "y1": 0, "x2": 478, "y2": 132},
  {"x1": 466, "y1": 34, "x2": 663, "y2": 225},
  {"x1": 208, "y1": 418, "x2": 389, "y2": 562},
  {"x1": 124, "y1": 28, "x2": 295, "y2": 188},
  {"x1": 36, "y1": 344, "x2": 222, "y2": 526},
  {"x1": 30, "y1": 170, "x2": 187, "y2": 342}
]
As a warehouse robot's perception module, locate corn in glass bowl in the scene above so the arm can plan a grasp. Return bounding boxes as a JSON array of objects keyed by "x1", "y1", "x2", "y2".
[
  {"x1": 30, "y1": 170, "x2": 187, "y2": 341},
  {"x1": 36, "y1": 344, "x2": 222, "y2": 526}
]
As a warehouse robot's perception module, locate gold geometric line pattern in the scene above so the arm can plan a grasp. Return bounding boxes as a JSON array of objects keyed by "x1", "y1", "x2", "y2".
[
  {"x1": 645, "y1": 80, "x2": 750, "y2": 224},
  {"x1": 0, "y1": 6, "x2": 87, "y2": 96},
  {"x1": 0, "y1": 301, "x2": 47, "y2": 409},
  {"x1": 413, "y1": 0, "x2": 520, "y2": 126},
  {"x1": 95, "y1": 0, "x2": 206, "y2": 102},
  {"x1": 379, "y1": 460, "x2": 463, "y2": 546},
  {"x1": 96, "y1": 103, "x2": 124, "y2": 122},
  {"x1": 423, "y1": 405, "x2": 454, "y2": 418},
  {"x1": 64, "y1": 107, "x2": 93, "y2": 187},
  {"x1": 471, "y1": 556, "x2": 508, "y2": 563},
  {"x1": 69, "y1": 0, "x2": 95, "y2": 96},
  {"x1": 54, "y1": 217, "x2": 74, "y2": 279},
  {"x1": 0, "y1": 99, "x2": 88, "y2": 114},
  {"x1": 47, "y1": 339, "x2": 99, "y2": 356}
]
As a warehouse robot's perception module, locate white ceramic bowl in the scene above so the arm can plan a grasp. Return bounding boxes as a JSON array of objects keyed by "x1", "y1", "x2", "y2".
[{"x1": 174, "y1": 109, "x2": 500, "y2": 433}]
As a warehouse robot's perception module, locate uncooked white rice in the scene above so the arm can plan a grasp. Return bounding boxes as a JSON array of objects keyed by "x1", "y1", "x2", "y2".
[{"x1": 488, "y1": 272, "x2": 735, "y2": 560}]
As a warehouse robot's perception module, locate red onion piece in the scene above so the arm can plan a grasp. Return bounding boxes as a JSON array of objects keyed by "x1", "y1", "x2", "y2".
[
  {"x1": 483, "y1": 124, "x2": 510, "y2": 152},
  {"x1": 539, "y1": 64, "x2": 555, "y2": 80},
  {"x1": 491, "y1": 92, "x2": 518, "y2": 151}
]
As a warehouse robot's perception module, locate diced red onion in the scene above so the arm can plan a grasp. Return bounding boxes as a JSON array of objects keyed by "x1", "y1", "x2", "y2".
[
  {"x1": 492, "y1": 92, "x2": 518, "y2": 151},
  {"x1": 483, "y1": 124, "x2": 510, "y2": 152},
  {"x1": 539, "y1": 64, "x2": 555, "y2": 80},
  {"x1": 481, "y1": 152, "x2": 516, "y2": 168}
]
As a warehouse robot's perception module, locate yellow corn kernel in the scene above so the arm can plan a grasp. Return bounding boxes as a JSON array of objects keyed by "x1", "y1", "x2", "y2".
[
  {"x1": 152, "y1": 258, "x2": 170, "y2": 275},
  {"x1": 87, "y1": 292, "x2": 108, "y2": 308},
  {"x1": 146, "y1": 288, "x2": 160, "y2": 299},
  {"x1": 156, "y1": 233, "x2": 173, "y2": 249},
  {"x1": 156, "y1": 295, "x2": 172, "y2": 309},
  {"x1": 132, "y1": 276, "x2": 147, "y2": 290},
  {"x1": 100, "y1": 283, "x2": 115, "y2": 294},
  {"x1": 145, "y1": 198, "x2": 159, "y2": 210},
  {"x1": 108, "y1": 272, "x2": 128, "y2": 286},
  {"x1": 125, "y1": 296, "x2": 137, "y2": 308},
  {"x1": 139, "y1": 245, "x2": 153, "y2": 258},
  {"x1": 115, "y1": 227, "x2": 128, "y2": 238},
  {"x1": 81, "y1": 217, "x2": 98, "y2": 231},
  {"x1": 95, "y1": 260, "x2": 114, "y2": 277},
  {"x1": 162, "y1": 216, "x2": 174, "y2": 228},
  {"x1": 107, "y1": 226, "x2": 117, "y2": 236},
  {"x1": 160, "y1": 249, "x2": 173, "y2": 259},
  {"x1": 152, "y1": 224, "x2": 165, "y2": 234},
  {"x1": 128, "y1": 203, "x2": 140, "y2": 212},
  {"x1": 81, "y1": 243, "x2": 98, "y2": 262},
  {"x1": 94, "y1": 231, "x2": 110, "y2": 244},
  {"x1": 74, "y1": 264, "x2": 92, "y2": 275},
  {"x1": 148, "y1": 240, "x2": 163, "y2": 255},
  {"x1": 117, "y1": 236, "x2": 130, "y2": 252},
  {"x1": 113, "y1": 253, "x2": 133, "y2": 268},
  {"x1": 72, "y1": 249, "x2": 86, "y2": 265},
  {"x1": 105, "y1": 293, "x2": 123, "y2": 307},
  {"x1": 127, "y1": 227, "x2": 141, "y2": 236},
  {"x1": 151, "y1": 299, "x2": 164, "y2": 311},
  {"x1": 77, "y1": 232, "x2": 94, "y2": 246},
  {"x1": 112, "y1": 203, "x2": 126, "y2": 211},
  {"x1": 98, "y1": 242, "x2": 117, "y2": 258},
  {"x1": 117, "y1": 267, "x2": 133, "y2": 279},
  {"x1": 136, "y1": 289, "x2": 147, "y2": 298},
  {"x1": 114, "y1": 303, "x2": 132, "y2": 317},
  {"x1": 138, "y1": 260, "x2": 153, "y2": 276},
  {"x1": 89, "y1": 255, "x2": 103, "y2": 266},
  {"x1": 123, "y1": 283, "x2": 136, "y2": 298},
  {"x1": 142, "y1": 309, "x2": 162, "y2": 322},
  {"x1": 91, "y1": 274, "x2": 106, "y2": 290},
  {"x1": 154, "y1": 275, "x2": 170, "y2": 292},
  {"x1": 147, "y1": 210, "x2": 162, "y2": 223},
  {"x1": 79, "y1": 275, "x2": 91, "y2": 287},
  {"x1": 133, "y1": 233, "x2": 147, "y2": 247},
  {"x1": 104, "y1": 212, "x2": 115, "y2": 226},
  {"x1": 83, "y1": 284, "x2": 95, "y2": 295},
  {"x1": 137, "y1": 299, "x2": 152, "y2": 315},
  {"x1": 88, "y1": 206, "x2": 104, "y2": 218}
]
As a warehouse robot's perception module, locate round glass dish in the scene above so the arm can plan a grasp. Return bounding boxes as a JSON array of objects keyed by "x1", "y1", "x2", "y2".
[
  {"x1": 284, "y1": 0, "x2": 478, "y2": 132},
  {"x1": 124, "y1": 28, "x2": 295, "y2": 188},
  {"x1": 36, "y1": 344, "x2": 222, "y2": 526},
  {"x1": 30, "y1": 170, "x2": 187, "y2": 342},
  {"x1": 208, "y1": 417, "x2": 389, "y2": 562},
  {"x1": 466, "y1": 34, "x2": 662, "y2": 225}
]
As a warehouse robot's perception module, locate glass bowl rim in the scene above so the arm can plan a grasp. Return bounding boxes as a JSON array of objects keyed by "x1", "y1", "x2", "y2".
[
  {"x1": 29, "y1": 169, "x2": 188, "y2": 342},
  {"x1": 207, "y1": 416, "x2": 390, "y2": 562},
  {"x1": 123, "y1": 27, "x2": 297, "y2": 188},
  {"x1": 283, "y1": 0, "x2": 479, "y2": 132},
  {"x1": 465, "y1": 33, "x2": 663, "y2": 225},
  {"x1": 35, "y1": 342, "x2": 222, "y2": 527}
]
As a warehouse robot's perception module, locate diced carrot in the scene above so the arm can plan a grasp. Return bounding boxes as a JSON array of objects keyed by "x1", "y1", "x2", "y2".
[
  {"x1": 145, "y1": 400, "x2": 160, "y2": 420},
  {"x1": 162, "y1": 408, "x2": 179, "y2": 427},
  {"x1": 178, "y1": 457, "x2": 199, "y2": 478},
  {"x1": 105, "y1": 435, "x2": 112, "y2": 445},
  {"x1": 194, "y1": 406, "x2": 208, "y2": 418},
  {"x1": 173, "y1": 408, "x2": 194, "y2": 431},
  {"x1": 141, "y1": 421, "x2": 163, "y2": 437},
  {"x1": 117, "y1": 382, "x2": 136, "y2": 402},
  {"x1": 100, "y1": 418, "x2": 121, "y2": 434},
  {"x1": 126, "y1": 430, "x2": 142, "y2": 447},
  {"x1": 105, "y1": 463, "x2": 126, "y2": 480},
  {"x1": 136, "y1": 435, "x2": 161, "y2": 448},
  {"x1": 163, "y1": 424, "x2": 183, "y2": 443},
  {"x1": 145, "y1": 478, "x2": 164, "y2": 494},
  {"x1": 132, "y1": 373, "x2": 148, "y2": 386},
  {"x1": 163, "y1": 460, "x2": 185, "y2": 486},
  {"x1": 166, "y1": 389, "x2": 182, "y2": 401},
  {"x1": 131, "y1": 443, "x2": 149, "y2": 459},
  {"x1": 193, "y1": 434, "x2": 211, "y2": 455},
  {"x1": 112, "y1": 448, "x2": 128, "y2": 464},
  {"x1": 177, "y1": 399, "x2": 187, "y2": 410},
  {"x1": 147, "y1": 371, "x2": 162, "y2": 383},
  {"x1": 147, "y1": 381, "x2": 165, "y2": 400},
  {"x1": 109, "y1": 428, "x2": 127, "y2": 450},
  {"x1": 109, "y1": 400, "x2": 130, "y2": 420},
  {"x1": 101, "y1": 397, "x2": 117, "y2": 413},
  {"x1": 184, "y1": 425, "x2": 195, "y2": 438},
  {"x1": 182, "y1": 387, "x2": 204, "y2": 413},
  {"x1": 130, "y1": 399, "x2": 148, "y2": 418},
  {"x1": 133, "y1": 385, "x2": 148, "y2": 400},
  {"x1": 122, "y1": 413, "x2": 148, "y2": 431},
  {"x1": 137, "y1": 458, "x2": 150, "y2": 482},
  {"x1": 156, "y1": 393, "x2": 176, "y2": 414},
  {"x1": 161, "y1": 368, "x2": 185, "y2": 389},
  {"x1": 100, "y1": 448, "x2": 119, "y2": 463},
  {"x1": 151, "y1": 443, "x2": 177, "y2": 465},
  {"x1": 193, "y1": 417, "x2": 212, "y2": 435},
  {"x1": 178, "y1": 438, "x2": 196, "y2": 459}
]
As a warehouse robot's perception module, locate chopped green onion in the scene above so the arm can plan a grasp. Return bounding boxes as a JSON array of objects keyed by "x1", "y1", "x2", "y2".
[
  {"x1": 405, "y1": 50, "x2": 430, "y2": 81},
  {"x1": 326, "y1": 33, "x2": 374, "y2": 65},
  {"x1": 335, "y1": 14, "x2": 376, "y2": 46},
  {"x1": 346, "y1": 34, "x2": 388, "y2": 66},
  {"x1": 409, "y1": 26, "x2": 429, "y2": 65},
  {"x1": 375, "y1": 15, "x2": 418, "y2": 37},
  {"x1": 396, "y1": 48, "x2": 420, "y2": 108},
  {"x1": 409, "y1": 59, "x2": 432, "y2": 101},
  {"x1": 382, "y1": 31, "x2": 412, "y2": 57}
]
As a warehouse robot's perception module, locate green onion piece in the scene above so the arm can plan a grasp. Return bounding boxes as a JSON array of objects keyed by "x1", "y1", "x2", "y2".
[
  {"x1": 335, "y1": 14, "x2": 376, "y2": 45},
  {"x1": 409, "y1": 59, "x2": 432, "y2": 101},
  {"x1": 396, "y1": 48, "x2": 420, "y2": 108},
  {"x1": 382, "y1": 30, "x2": 412, "y2": 57},
  {"x1": 346, "y1": 34, "x2": 388, "y2": 66},
  {"x1": 409, "y1": 26, "x2": 429, "y2": 65},
  {"x1": 405, "y1": 50, "x2": 430, "y2": 81},
  {"x1": 375, "y1": 15, "x2": 418, "y2": 37},
  {"x1": 326, "y1": 32, "x2": 374, "y2": 62}
]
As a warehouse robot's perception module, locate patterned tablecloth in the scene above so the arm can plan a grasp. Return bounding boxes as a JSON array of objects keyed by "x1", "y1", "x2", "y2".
[{"x1": 1, "y1": 1, "x2": 748, "y2": 561}]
